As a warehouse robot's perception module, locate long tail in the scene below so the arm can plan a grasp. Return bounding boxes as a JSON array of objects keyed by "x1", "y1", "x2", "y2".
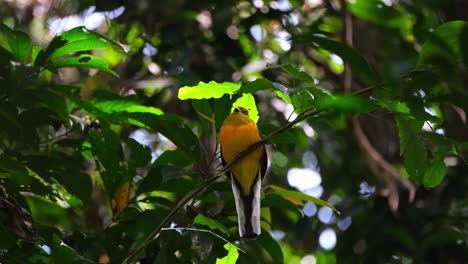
[{"x1": 231, "y1": 174, "x2": 262, "y2": 238}]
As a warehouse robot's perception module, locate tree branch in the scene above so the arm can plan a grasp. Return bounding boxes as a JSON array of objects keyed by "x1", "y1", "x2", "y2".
[{"x1": 341, "y1": 2, "x2": 415, "y2": 212}]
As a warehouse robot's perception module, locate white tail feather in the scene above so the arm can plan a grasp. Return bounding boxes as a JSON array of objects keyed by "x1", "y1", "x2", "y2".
[
  {"x1": 251, "y1": 173, "x2": 262, "y2": 235},
  {"x1": 231, "y1": 174, "x2": 262, "y2": 237}
]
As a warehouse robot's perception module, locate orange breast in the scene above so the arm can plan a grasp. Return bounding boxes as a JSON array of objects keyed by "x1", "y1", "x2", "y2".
[{"x1": 220, "y1": 113, "x2": 264, "y2": 195}]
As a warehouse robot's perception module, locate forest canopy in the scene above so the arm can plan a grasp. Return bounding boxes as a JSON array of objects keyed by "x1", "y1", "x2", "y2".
[{"x1": 0, "y1": 0, "x2": 467, "y2": 263}]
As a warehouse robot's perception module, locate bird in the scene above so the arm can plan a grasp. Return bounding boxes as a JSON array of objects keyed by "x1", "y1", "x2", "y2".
[{"x1": 219, "y1": 106, "x2": 269, "y2": 238}]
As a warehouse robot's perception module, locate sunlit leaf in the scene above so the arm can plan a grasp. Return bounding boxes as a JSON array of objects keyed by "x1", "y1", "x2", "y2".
[
  {"x1": 193, "y1": 214, "x2": 230, "y2": 235},
  {"x1": 49, "y1": 27, "x2": 112, "y2": 59},
  {"x1": 231, "y1": 93, "x2": 259, "y2": 123},
  {"x1": 178, "y1": 81, "x2": 240, "y2": 100},
  {"x1": 216, "y1": 243, "x2": 239, "y2": 264}
]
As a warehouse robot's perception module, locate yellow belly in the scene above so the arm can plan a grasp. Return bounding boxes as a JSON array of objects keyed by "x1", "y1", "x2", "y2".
[{"x1": 220, "y1": 122, "x2": 263, "y2": 195}]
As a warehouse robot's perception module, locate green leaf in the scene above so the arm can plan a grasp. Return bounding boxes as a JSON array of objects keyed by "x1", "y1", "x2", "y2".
[
  {"x1": 23, "y1": 194, "x2": 73, "y2": 230},
  {"x1": 347, "y1": 0, "x2": 412, "y2": 30},
  {"x1": 192, "y1": 99, "x2": 213, "y2": 133},
  {"x1": 377, "y1": 100, "x2": 411, "y2": 114},
  {"x1": 49, "y1": 27, "x2": 112, "y2": 59},
  {"x1": 231, "y1": 93, "x2": 259, "y2": 123},
  {"x1": 124, "y1": 113, "x2": 201, "y2": 161},
  {"x1": 127, "y1": 138, "x2": 152, "y2": 167},
  {"x1": 258, "y1": 123, "x2": 298, "y2": 145},
  {"x1": 214, "y1": 95, "x2": 232, "y2": 130},
  {"x1": 160, "y1": 175, "x2": 197, "y2": 195},
  {"x1": 48, "y1": 54, "x2": 118, "y2": 77},
  {"x1": 216, "y1": 243, "x2": 239, "y2": 264},
  {"x1": 178, "y1": 81, "x2": 240, "y2": 100},
  {"x1": 262, "y1": 194, "x2": 302, "y2": 213},
  {"x1": 34, "y1": 36, "x2": 68, "y2": 66},
  {"x1": 0, "y1": 158, "x2": 32, "y2": 185},
  {"x1": 193, "y1": 214, "x2": 230, "y2": 235},
  {"x1": 418, "y1": 21, "x2": 468, "y2": 67},
  {"x1": 403, "y1": 139, "x2": 427, "y2": 183},
  {"x1": 269, "y1": 186, "x2": 338, "y2": 212},
  {"x1": 240, "y1": 79, "x2": 274, "y2": 94},
  {"x1": 153, "y1": 149, "x2": 193, "y2": 167},
  {"x1": 296, "y1": 35, "x2": 377, "y2": 84},
  {"x1": 51, "y1": 234, "x2": 95, "y2": 264},
  {"x1": 396, "y1": 115, "x2": 423, "y2": 155},
  {"x1": 258, "y1": 231, "x2": 284, "y2": 264},
  {"x1": 88, "y1": 124, "x2": 124, "y2": 194},
  {"x1": 0, "y1": 24, "x2": 32, "y2": 63},
  {"x1": 317, "y1": 95, "x2": 375, "y2": 113},
  {"x1": 136, "y1": 165, "x2": 186, "y2": 195},
  {"x1": 281, "y1": 64, "x2": 315, "y2": 83},
  {"x1": 289, "y1": 87, "x2": 318, "y2": 113},
  {"x1": 423, "y1": 152, "x2": 448, "y2": 188}
]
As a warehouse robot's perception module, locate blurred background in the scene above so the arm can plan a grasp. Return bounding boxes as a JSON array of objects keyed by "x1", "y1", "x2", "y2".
[{"x1": 1, "y1": 0, "x2": 468, "y2": 263}]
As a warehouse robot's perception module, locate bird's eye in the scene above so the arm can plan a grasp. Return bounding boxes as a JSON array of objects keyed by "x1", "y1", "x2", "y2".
[{"x1": 234, "y1": 107, "x2": 249, "y2": 115}]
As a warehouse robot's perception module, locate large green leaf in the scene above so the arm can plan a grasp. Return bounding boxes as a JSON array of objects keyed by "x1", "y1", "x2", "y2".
[
  {"x1": 347, "y1": 0, "x2": 412, "y2": 31},
  {"x1": 48, "y1": 54, "x2": 118, "y2": 77},
  {"x1": 178, "y1": 81, "x2": 240, "y2": 100},
  {"x1": 418, "y1": 21, "x2": 468, "y2": 67},
  {"x1": 49, "y1": 27, "x2": 112, "y2": 59},
  {"x1": 0, "y1": 24, "x2": 31, "y2": 63}
]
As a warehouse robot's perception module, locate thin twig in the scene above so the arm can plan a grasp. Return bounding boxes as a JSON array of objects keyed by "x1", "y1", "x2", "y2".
[{"x1": 160, "y1": 227, "x2": 246, "y2": 253}]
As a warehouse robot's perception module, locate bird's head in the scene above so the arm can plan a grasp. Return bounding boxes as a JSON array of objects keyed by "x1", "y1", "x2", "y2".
[{"x1": 234, "y1": 106, "x2": 249, "y2": 116}]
